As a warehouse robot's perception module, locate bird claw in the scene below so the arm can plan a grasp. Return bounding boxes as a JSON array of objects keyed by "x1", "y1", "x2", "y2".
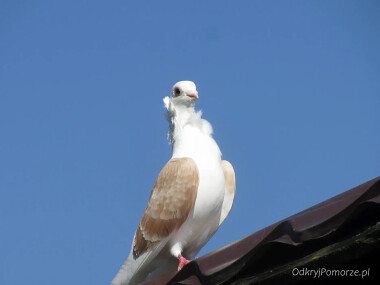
[{"x1": 177, "y1": 254, "x2": 191, "y2": 271}]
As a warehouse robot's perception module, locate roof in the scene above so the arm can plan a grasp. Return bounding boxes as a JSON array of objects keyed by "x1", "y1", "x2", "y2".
[{"x1": 142, "y1": 176, "x2": 380, "y2": 284}]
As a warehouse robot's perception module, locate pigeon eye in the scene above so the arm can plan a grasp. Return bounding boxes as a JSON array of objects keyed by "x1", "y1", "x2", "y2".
[{"x1": 173, "y1": 87, "x2": 181, "y2": 97}]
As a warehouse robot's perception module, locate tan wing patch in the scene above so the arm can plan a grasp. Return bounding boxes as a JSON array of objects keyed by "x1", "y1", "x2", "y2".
[
  {"x1": 220, "y1": 160, "x2": 236, "y2": 225},
  {"x1": 133, "y1": 157, "x2": 199, "y2": 257},
  {"x1": 222, "y1": 160, "x2": 235, "y2": 196}
]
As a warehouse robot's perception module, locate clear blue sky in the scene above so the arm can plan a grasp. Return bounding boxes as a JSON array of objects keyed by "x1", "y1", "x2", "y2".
[{"x1": 1, "y1": 1, "x2": 379, "y2": 284}]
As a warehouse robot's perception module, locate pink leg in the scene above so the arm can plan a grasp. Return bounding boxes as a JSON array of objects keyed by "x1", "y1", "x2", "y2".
[{"x1": 177, "y1": 254, "x2": 192, "y2": 271}]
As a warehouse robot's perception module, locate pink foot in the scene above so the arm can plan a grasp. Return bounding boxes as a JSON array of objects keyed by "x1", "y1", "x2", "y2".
[{"x1": 177, "y1": 254, "x2": 192, "y2": 271}]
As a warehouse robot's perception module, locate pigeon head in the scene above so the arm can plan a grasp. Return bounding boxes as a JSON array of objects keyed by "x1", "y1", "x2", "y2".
[
  {"x1": 171, "y1": 81, "x2": 199, "y2": 103},
  {"x1": 163, "y1": 81, "x2": 199, "y2": 115}
]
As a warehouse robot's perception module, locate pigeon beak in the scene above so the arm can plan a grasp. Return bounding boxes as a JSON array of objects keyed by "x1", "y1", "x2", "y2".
[{"x1": 187, "y1": 92, "x2": 199, "y2": 101}]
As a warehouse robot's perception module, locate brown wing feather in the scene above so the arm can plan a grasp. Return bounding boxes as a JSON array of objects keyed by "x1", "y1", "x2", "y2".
[
  {"x1": 133, "y1": 157, "x2": 199, "y2": 257},
  {"x1": 220, "y1": 160, "x2": 236, "y2": 225}
]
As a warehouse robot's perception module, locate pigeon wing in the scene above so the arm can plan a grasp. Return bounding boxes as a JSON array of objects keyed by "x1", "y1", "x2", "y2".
[
  {"x1": 219, "y1": 160, "x2": 236, "y2": 225},
  {"x1": 133, "y1": 157, "x2": 199, "y2": 257}
]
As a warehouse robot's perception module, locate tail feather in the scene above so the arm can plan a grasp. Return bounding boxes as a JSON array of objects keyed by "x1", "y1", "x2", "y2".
[{"x1": 111, "y1": 240, "x2": 169, "y2": 285}]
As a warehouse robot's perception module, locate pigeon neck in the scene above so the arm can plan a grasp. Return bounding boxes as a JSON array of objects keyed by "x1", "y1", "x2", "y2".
[
  {"x1": 166, "y1": 104, "x2": 197, "y2": 144},
  {"x1": 171, "y1": 105, "x2": 195, "y2": 123},
  {"x1": 168, "y1": 106, "x2": 221, "y2": 163}
]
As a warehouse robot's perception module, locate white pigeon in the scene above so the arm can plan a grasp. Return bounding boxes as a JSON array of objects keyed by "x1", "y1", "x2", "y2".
[{"x1": 111, "y1": 81, "x2": 236, "y2": 285}]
